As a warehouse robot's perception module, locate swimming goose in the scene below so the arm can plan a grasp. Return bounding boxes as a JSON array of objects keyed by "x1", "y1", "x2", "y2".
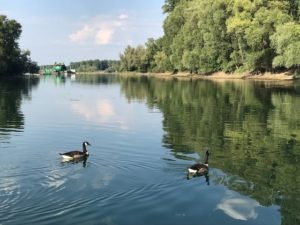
[
  {"x1": 188, "y1": 149, "x2": 209, "y2": 175},
  {"x1": 59, "y1": 141, "x2": 91, "y2": 160}
]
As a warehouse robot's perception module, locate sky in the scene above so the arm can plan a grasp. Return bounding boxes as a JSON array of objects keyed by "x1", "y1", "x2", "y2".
[{"x1": 0, "y1": 0, "x2": 165, "y2": 65}]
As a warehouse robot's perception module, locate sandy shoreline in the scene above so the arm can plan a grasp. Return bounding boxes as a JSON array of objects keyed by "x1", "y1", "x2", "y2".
[
  {"x1": 77, "y1": 71, "x2": 299, "y2": 81},
  {"x1": 146, "y1": 71, "x2": 297, "y2": 81}
]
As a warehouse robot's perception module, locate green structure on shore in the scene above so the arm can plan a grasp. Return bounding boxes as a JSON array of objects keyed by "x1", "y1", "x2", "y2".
[{"x1": 42, "y1": 63, "x2": 67, "y2": 75}]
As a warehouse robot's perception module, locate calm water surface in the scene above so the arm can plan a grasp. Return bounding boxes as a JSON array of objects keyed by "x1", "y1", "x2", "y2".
[{"x1": 0, "y1": 74, "x2": 299, "y2": 225}]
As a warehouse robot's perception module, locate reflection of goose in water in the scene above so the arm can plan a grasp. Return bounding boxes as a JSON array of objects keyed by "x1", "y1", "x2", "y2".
[
  {"x1": 61, "y1": 157, "x2": 88, "y2": 168},
  {"x1": 188, "y1": 149, "x2": 209, "y2": 176},
  {"x1": 187, "y1": 172, "x2": 210, "y2": 185},
  {"x1": 59, "y1": 141, "x2": 91, "y2": 161}
]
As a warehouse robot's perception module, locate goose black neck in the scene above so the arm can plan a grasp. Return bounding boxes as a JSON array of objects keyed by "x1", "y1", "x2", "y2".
[
  {"x1": 82, "y1": 143, "x2": 87, "y2": 153},
  {"x1": 204, "y1": 151, "x2": 209, "y2": 164}
]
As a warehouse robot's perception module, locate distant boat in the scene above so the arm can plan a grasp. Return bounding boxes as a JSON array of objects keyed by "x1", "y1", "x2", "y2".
[{"x1": 64, "y1": 69, "x2": 76, "y2": 76}]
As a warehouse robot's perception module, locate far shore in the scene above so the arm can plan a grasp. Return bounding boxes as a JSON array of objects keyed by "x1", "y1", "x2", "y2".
[{"x1": 77, "y1": 71, "x2": 299, "y2": 81}]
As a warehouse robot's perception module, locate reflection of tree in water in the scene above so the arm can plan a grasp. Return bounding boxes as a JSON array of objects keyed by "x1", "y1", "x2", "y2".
[
  {"x1": 0, "y1": 76, "x2": 39, "y2": 141},
  {"x1": 119, "y1": 75, "x2": 300, "y2": 225},
  {"x1": 75, "y1": 73, "x2": 121, "y2": 85}
]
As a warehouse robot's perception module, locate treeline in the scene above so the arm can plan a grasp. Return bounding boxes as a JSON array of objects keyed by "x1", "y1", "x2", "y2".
[
  {"x1": 69, "y1": 59, "x2": 120, "y2": 72},
  {"x1": 0, "y1": 15, "x2": 39, "y2": 76},
  {"x1": 120, "y1": 0, "x2": 300, "y2": 74}
]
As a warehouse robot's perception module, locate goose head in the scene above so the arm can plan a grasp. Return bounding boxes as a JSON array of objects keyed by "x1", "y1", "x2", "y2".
[
  {"x1": 82, "y1": 141, "x2": 91, "y2": 154},
  {"x1": 83, "y1": 141, "x2": 91, "y2": 146}
]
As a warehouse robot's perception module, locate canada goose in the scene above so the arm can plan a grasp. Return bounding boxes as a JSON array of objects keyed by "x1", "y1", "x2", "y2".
[
  {"x1": 188, "y1": 149, "x2": 209, "y2": 175},
  {"x1": 59, "y1": 141, "x2": 91, "y2": 160}
]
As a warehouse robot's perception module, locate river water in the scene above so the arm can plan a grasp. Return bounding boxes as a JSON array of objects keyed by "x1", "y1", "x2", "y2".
[{"x1": 0, "y1": 74, "x2": 299, "y2": 225}]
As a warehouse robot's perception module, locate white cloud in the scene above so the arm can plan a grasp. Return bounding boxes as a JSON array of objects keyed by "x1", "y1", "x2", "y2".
[
  {"x1": 95, "y1": 27, "x2": 114, "y2": 45},
  {"x1": 69, "y1": 25, "x2": 93, "y2": 43},
  {"x1": 69, "y1": 14, "x2": 128, "y2": 45},
  {"x1": 119, "y1": 14, "x2": 129, "y2": 20}
]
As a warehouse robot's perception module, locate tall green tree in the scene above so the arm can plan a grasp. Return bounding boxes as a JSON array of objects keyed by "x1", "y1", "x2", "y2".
[
  {"x1": 226, "y1": 0, "x2": 291, "y2": 71},
  {"x1": 0, "y1": 15, "x2": 38, "y2": 76},
  {"x1": 0, "y1": 15, "x2": 22, "y2": 75},
  {"x1": 119, "y1": 0, "x2": 300, "y2": 74},
  {"x1": 120, "y1": 45, "x2": 150, "y2": 72},
  {"x1": 163, "y1": 2, "x2": 186, "y2": 70},
  {"x1": 120, "y1": 45, "x2": 138, "y2": 71},
  {"x1": 271, "y1": 22, "x2": 300, "y2": 69},
  {"x1": 184, "y1": 0, "x2": 231, "y2": 73},
  {"x1": 162, "y1": 0, "x2": 182, "y2": 13}
]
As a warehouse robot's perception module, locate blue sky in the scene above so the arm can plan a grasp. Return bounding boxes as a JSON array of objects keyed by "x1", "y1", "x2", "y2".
[{"x1": 1, "y1": 0, "x2": 165, "y2": 65}]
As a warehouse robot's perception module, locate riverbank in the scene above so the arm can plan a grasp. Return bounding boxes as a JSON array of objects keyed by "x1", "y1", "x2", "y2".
[
  {"x1": 77, "y1": 70, "x2": 299, "y2": 81},
  {"x1": 147, "y1": 71, "x2": 298, "y2": 81}
]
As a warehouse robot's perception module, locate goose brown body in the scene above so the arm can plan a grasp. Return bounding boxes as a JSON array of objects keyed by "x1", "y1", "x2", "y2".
[
  {"x1": 188, "y1": 150, "x2": 209, "y2": 175},
  {"x1": 59, "y1": 141, "x2": 91, "y2": 160},
  {"x1": 189, "y1": 163, "x2": 208, "y2": 174}
]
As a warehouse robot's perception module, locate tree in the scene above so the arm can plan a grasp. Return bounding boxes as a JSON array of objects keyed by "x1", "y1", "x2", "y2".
[
  {"x1": 134, "y1": 45, "x2": 149, "y2": 72},
  {"x1": 20, "y1": 50, "x2": 39, "y2": 74},
  {"x1": 0, "y1": 15, "x2": 22, "y2": 75},
  {"x1": 271, "y1": 22, "x2": 300, "y2": 69},
  {"x1": 154, "y1": 51, "x2": 171, "y2": 72},
  {"x1": 163, "y1": 2, "x2": 186, "y2": 69},
  {"x1": 119, "y1": 45, "x2": 150, "y2": 72},
  {"x1": 145, "y1": 38, "x2": 162, "y2": 71},
  {"x1": 185, "y1": 0, "x2": 231, "y2": 73},
  {"x1": 120, "y1": 45, "x2": 138, "y2": 71},
  {"x1": 162, "y1": 0, "x2": 182, "y2": 13},
  {"x1": 119, "y1": 0, "x2": 300, "y2": 74},
  {"x1": 0, "y1": 15, "x2": 37, "y2": 76}
]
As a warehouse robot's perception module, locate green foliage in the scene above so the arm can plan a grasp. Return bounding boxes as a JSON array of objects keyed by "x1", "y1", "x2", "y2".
[
  {"x1": 120, "y1": 45, "x2": 150, "y2": 72},
  {"x1": 162, "y1": 0, "x2": 182, "y2": 13},
  {"x1": 0, "y1": 15, "x2": 38, "y2": 76},
  {"x1": 119, "y1": 0, "x2": 300, "y2": 74},
  {"x1": 226, "y1": 0, "x2": 292, "y2": 72},
  {"x1": 154, "y1": 51, "x2": 172, "y2": 72},
  {"x1": 120, "y1": 45, "x2": 138, "y2": 71},
  {"x1": 184, "y1": 0, "x2": 231, "y2": 73},
  {"x1": 70, "y1": 59, "x2": 120, "y2": 73},
  {"x1": 271, "y1": 22, "x2": 300, "y2": 68}
]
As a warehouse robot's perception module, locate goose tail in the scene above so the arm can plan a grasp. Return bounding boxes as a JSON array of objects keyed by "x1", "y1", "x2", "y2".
[{"x1": 188, "y1": 168, "x2": 197, "y2": 174}]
